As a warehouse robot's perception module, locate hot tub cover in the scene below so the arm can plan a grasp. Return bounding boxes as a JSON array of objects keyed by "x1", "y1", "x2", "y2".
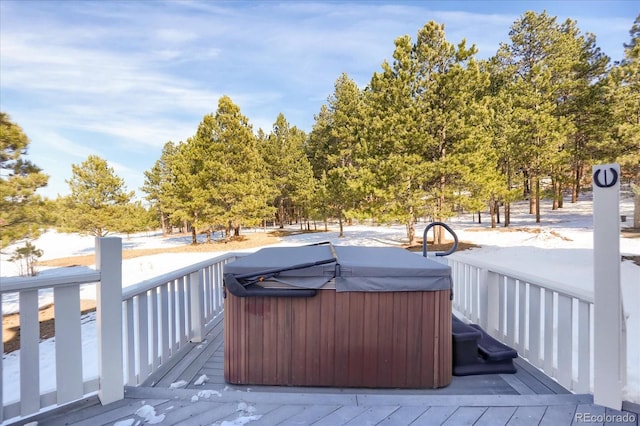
[{"x1": 224, "y1": 245, "x2": 452, "y2": 292}]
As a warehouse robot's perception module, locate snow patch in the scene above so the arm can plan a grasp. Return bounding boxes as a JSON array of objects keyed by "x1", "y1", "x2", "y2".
[
  {"x1": 169, "y1": 379, "x2": 188, "y2": 389},
  {"x1": 134, "y1": 405, "x2": 165, "y2": 424},
  {"x1": 194, "y1": 374, "x2": 208, "y2": 385}
]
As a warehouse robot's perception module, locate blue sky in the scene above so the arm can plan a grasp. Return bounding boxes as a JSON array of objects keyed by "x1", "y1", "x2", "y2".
[{"x1": 0, "y1": 1, "x2": 636, "y2": 201}]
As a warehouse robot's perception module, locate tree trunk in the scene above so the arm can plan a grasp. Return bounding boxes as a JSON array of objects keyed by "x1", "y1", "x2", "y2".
[
  {"x1": 278, "y1": 198, "x2": 285, "y2": 229},
  {"x1": 338, "y1": 217, "x2": 344, "y2": 237},
  {"x1": 572, "y1": 163, "x2": 582, "y2": 203},
  {"x1": 160, "y1": 212, "x2": 168, "y2": 236},
  {"x1": 496, "y1": 200, "x2": 501, "y2": 224},
  {"x1": 406, "y1": 217, "x2": 415, "y2": 246},
  {"x1": 489, "y1": 200, "x2": 496, "y2": 228},
  {"x1": 191, "y1": 226, "x2": 197, "y2": 245},
  {"x1": 535, "y1": 177, "x2": 541, "y2": 223},
  {"x1": 634, "y1": 185, "x2": 640, "y2": 229},
  {"x1": 552, "y1": 176, "x2": 559, "y2": 210}
]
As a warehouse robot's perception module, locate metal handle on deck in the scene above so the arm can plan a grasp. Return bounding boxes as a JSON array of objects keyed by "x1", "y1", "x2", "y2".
[{"x1": 422, "y1": 222, "x2": 459, "y2": 257}]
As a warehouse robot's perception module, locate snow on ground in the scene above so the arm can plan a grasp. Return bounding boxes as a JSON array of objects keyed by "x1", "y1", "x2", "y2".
[{"x1": 1, "y1": 192, "x2": 639, "y2": 406}]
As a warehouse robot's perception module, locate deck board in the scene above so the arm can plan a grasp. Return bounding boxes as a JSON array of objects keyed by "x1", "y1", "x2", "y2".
[{"x1": 20, "y1": 314, "x2": 639, "y2": 426}]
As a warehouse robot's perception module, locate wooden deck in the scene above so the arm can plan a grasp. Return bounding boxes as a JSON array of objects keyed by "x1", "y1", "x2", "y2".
[{"x1": 25, "y1": 315, "x2": 639, "y2": 426}]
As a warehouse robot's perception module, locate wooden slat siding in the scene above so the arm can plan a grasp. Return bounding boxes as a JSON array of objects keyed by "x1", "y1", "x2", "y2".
[
  {"x1": 20, "y1": 289, "x2": 40, "y2": 416},
  {"x1": 362, "y1": 292, "x2": 379, "y2": 387},
  {"x1": 376, "y1": 292, "x2": 394, "y2": 386},
  {"x1": 224, "y1": 289, "x2": 451, "y2": 388},
  {"x1": 391, "y1": 292, "x2": 409, "y2": 388},
  {"x1": 334, "y1": 291, "x2": 350, "y2": 387},
  {"x1": 440, "y1": 290, "x2": 453, "y2": 383},
  {"x1": 305, "y1": 293, "x2": 321, "y2": 385},
  {"x1": 405, "y1": 292, "x2": 423, "y2": 388},
  {"x1": 291, "y1": 296, "x2": 308, "y2": 385},
  {"x1": 347, "y1": 292, "x2": 364, "y2": 387},
  {"x1": 248, "y1": 297, "x2": 264, "y2": 384},
  {"x1": 420, "y1": 291, "x2": 436, "y2": 386},
  {"x1": 262, "y1": 297, "x2": 278, "y2": 385},
  {"x1": 53, "y1": 284, "x2": 83, "y2": 404},
  {"x1": 319, "y1": 290, "x2": 336, "y2": 386}
]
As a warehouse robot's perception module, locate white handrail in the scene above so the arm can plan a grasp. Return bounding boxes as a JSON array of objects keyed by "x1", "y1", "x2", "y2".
[
  {"x1": 0, "y1": 238, "x2": 243, "y2": 423},
  {"x1": 445, "y1": 251, "x2": 624, "y2": 396}
]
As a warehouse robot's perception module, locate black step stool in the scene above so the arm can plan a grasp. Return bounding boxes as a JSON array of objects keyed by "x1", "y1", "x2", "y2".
[{"x1": 452, "y1": 315, "x2": 518, "y2": 376}]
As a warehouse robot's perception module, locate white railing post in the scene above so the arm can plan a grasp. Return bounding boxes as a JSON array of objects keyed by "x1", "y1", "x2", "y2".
[
  {"x1": 592, "y1": 163, "x2": 623, "y2": 410},
  {"x1": 190, "y1": 271, "x2": 204, "y2": 342},
  {"x1": 482, "y1": 269, "x2": 500, "y2": 336},
  {"x1": 95, "y1": 237, "x2": 124, "y2": 405}
]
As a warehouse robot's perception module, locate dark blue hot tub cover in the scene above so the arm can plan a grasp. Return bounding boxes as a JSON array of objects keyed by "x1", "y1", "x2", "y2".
[{"x1": 224, "y1": 245, "x2": 452, "y2": 292}]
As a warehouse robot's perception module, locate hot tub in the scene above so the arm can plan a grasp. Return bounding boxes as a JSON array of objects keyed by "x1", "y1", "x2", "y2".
[{"x1": 223, "y1": 245, "x2": 452, "y2": 388}]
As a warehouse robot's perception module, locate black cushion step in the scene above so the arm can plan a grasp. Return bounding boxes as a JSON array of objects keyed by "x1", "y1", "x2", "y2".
[
  {"x1": 453, "y1": 357, "x2": 517, "y2": 376},
  {"x1": 452, "y1": 315, "x2": 482, "y2": 340},
  {"x1": 468, "y1": 324, "x2": 518, "y2": 362}
]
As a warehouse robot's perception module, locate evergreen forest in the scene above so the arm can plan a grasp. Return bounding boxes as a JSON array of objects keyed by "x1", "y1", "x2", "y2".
[{"x1": 2, "y1": 12, "x2": 639, "y2": 260}]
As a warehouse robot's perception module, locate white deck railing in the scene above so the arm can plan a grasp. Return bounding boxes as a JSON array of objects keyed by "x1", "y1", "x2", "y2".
[
  {"x1": 0, "y1": 237, "x2": 240, "y2": 423},
  {"x1": 0, "y1": 239, "x2": 628, "y2": 422},
  {"x1": 446, "y1": 252, "x2": 626, "y2": 397}
]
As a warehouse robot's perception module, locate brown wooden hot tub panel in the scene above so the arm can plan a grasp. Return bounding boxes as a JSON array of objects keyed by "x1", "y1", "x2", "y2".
[{"x1": 224, "y1": 289, "x2": 452, "y2": 388}]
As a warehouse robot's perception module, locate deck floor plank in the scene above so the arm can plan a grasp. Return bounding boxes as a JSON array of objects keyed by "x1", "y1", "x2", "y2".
[
  {"x1": 411, "y1": 406, "x2": 458, "y2": 425},
  {"x1": 308, "y1": 405, "x2": 369, "y2": 426},
  {"x1": 442, "y1": 406, "x2": 489, "y2": 425},
  {"x1": 21, "y1": 315, "x2": 640, "y2": 426},
  {"x1": 473, "y1": 406, "x2": 518, "y2": 425},
  {"x1": 507, "y1": 405, "x2": 547, "y2": 425},
  {"x1": 376, "y1": 405, "x2": 431, "y2": 425},
  {"x1": 539, "y1": 404, "x2": 578, "y2": 425},
  {"x1": 277, "y1": 405, "x2": 342, "y2": 425},
  {"x1": 343, "y1": 405, "x2": 401, "y2": 425}
]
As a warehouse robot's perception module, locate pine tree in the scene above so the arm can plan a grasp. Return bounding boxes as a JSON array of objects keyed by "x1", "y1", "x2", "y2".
[
  {"x1": 364, "y1": 22, "x2": 497, "y2": 243},
  {"x1": 494, "y1": 12, "x2": 581, "y2": 223},
  {"x1": 307, "y1": 74, "x2": 364, "y2": 237},
  {"x1": 607, "y1": 15, "x2": 640, "y2": 227},
  {"x1": 258, "y1": 114, "x2": 315, "y2": 228},
  {"x1": 63, "y1": 155, "x2": 134, "y2": 236},
  {"x1": 142, "y1": 141, "x2": 178, "y2": 236},
  {"x1": 0, "y1": 112, "x2": 49, "y2": 247},
  {"x1": 168, "y1": 96, "x2": 275, "y2": 243}
]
